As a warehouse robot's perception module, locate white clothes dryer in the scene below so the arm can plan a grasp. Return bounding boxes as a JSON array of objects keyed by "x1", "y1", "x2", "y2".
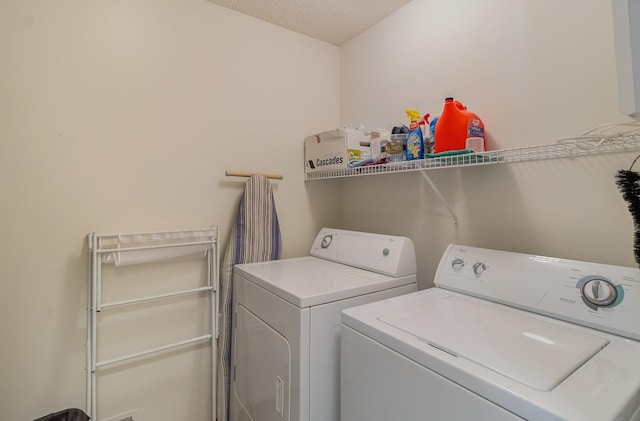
[
  {"x1": 230, "y1": 228, "x2": 417, "y2": 421},
  {"x1": 341, "y1": 244, "x2": 640, "y2": 421}
]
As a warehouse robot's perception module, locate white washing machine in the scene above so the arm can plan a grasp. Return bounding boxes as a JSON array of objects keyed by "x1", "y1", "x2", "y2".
[
  {"x1": 230, "y1": 228, "x2": 417, "y2": 421},
  {"x1": 341, "y1": 244, "x2": 640, "y2": 421}
]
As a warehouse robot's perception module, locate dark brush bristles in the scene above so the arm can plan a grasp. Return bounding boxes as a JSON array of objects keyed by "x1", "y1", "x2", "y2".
[
  {"x1": 616, "y1": 170, "x2": 640, "y2": 201},
  {"x1": 616, "y1": 169, "x2": 640, "y2": 267}
]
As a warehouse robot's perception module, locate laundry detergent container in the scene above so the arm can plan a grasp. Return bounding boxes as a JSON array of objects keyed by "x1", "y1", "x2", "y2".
[{"x1": 434, "y1": 97, "x2": 485, "y2": 153}]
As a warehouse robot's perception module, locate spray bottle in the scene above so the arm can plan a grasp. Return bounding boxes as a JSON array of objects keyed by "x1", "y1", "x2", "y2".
[
  {"x1": 405, "y1": 109, "x2": 424, "y2": 160},
  {"x1": 420, "y1": 113, "x2": 431, "y2": 155}
]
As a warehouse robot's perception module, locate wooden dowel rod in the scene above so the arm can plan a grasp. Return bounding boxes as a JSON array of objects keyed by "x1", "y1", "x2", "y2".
[{"x1": 225, "y1": 171, "x2": 284, "y2": 180}]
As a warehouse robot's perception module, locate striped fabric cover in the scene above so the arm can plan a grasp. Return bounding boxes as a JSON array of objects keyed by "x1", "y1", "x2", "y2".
[{"x1": 217, "y1": 174, "x2": 282, "y2": 421}]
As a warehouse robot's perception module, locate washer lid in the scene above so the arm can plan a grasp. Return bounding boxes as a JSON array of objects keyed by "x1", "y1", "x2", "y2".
[
  {"x1": 234, "y1": 256, "x2": 416, "y2": 308},
  {"x1": 378, "y1": 294, "x2": 609, "y2": 391}
]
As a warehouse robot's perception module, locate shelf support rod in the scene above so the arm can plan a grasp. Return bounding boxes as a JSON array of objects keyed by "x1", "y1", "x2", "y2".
[{"x1": 420, "y1": 170, "x2": 458, "y2": 224}]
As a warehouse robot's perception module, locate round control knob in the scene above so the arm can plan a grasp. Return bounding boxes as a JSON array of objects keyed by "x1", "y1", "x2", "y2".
[
  {"x1": 452, "y1": 258, "x2": 465, "y2": 271},
  {"x1": 321, "y1": 235, "x2": 333, "y2": 249},
  {"x1": 582, "y1": 278, "x2": 617, "y2": 307},
  {"x1": 383, "y1": 248, "x2": 390, "y2": 257},
  {"x1": 472, "y1": 262, "x2": 486, "y2": 277}
]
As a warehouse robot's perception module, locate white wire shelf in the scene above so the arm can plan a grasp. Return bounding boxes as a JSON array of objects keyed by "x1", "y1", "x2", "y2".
[{"x1": 304, "y1": 131, "x2": 640, "y2": 181}]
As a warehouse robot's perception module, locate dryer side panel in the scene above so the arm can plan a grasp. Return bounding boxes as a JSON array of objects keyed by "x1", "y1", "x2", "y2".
[{"x1": 309, "y1": 283, "x2": 417, "y2": 421}]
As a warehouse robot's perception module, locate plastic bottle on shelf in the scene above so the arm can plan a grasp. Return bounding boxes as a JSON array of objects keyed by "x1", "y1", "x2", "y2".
[
  {"x1": 434, "y1": 97, "x2": 485, "y2": 153},
  {"x1": 420, "y1": 113, "x2": 431, "y2": 155},
  {"x1": 405, "y1": 109, "x2": 424, "y2": 160},
  {"x1": 429, "y1": 116, "x2": 439, "y2": 154},
  {"x1": 382, "y1": 125, "x2": 408, "y2": 162}
]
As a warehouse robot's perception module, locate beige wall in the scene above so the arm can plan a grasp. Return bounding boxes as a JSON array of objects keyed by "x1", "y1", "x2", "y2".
[
  {"x1": 0, "y1": 0, "x2": 340, "y2": 419},
  {"x1": 338, "y1": 0, "x2": 638, "y2": 289}
]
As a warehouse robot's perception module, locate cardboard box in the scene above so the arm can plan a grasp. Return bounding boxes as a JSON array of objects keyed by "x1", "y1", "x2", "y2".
[{"x1": 304, "y1": 128, "x2": 372, "y2": 173}]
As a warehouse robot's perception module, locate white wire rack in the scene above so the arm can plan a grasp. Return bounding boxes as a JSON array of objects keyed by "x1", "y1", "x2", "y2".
[
  {"x1": 304, "y1": 129, "x2": 640, "y2": 181},
  {"x1": 86, "y1": 227, "x2": 219, "y2": 421},
  {"x1": 501, "y1": 131, "x2": 640, "y2": 163}
]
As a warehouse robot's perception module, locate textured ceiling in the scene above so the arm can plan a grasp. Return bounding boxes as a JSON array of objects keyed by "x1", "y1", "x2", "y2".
[{"x1": 209, "y1": 0, "x2": 411, "y2": 46}]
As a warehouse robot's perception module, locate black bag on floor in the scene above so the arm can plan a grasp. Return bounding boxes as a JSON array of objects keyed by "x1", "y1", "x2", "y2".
[{"x1": 33, "y1": 408, "x2": 89, "y2": 421}]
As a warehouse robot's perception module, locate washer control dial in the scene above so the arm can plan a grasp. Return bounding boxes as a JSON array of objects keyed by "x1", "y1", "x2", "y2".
[
  {"x1": 577, "y1": 275, "x2": 624, "y2": 310},
  {"x1": 582, "y1": 279, "x2": 617, "y2": 306},
  {"x1": 451, "y1": 258, "x2": 465, "y2": 272},
  {"x1": 473, "y1": 262, "x2": 486, "y2": 277},
  {"x1": 321, "y1": 234, "x2": 333, "y2": 249}
]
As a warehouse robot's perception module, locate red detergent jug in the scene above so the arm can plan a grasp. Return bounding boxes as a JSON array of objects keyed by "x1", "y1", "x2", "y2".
[{"x1": 434, "y1": 97, "x2": 485, "y2": 153}]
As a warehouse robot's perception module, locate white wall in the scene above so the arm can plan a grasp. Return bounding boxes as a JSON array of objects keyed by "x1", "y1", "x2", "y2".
[
  {"x1": 338, "y1": 0, "x2": 638, "y2": 289},
  {"x1": 0, "y1": 1, "x2": 340, "y2": 419}
]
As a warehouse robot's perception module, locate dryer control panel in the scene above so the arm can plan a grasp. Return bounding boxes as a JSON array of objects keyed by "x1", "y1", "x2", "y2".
[
  {"x1": 434, "y1": 244, "x2": 640, "y2": 340},
  {"x1": 310, "y1": 228, "x2": 416, "y2": 278}
]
